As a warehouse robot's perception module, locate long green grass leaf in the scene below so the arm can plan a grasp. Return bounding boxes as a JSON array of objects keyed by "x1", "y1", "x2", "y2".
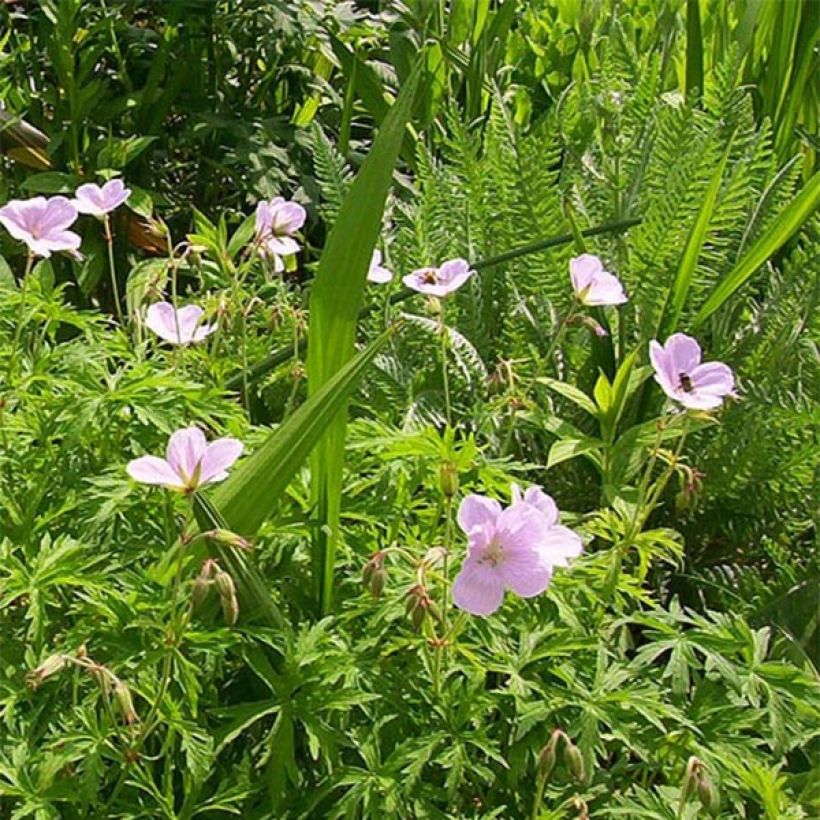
[
  {"x1": 307, "y1": 64, "x2": 422, "y2": 614},
  {"x1": 693, "y1": 170, "x2": 819, "y2": 325},
  {"x1": 661, "y1": 138, "x2": 733, "y2": 335}
]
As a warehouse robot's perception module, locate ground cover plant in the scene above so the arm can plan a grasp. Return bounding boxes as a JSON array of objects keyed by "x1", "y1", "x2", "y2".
[{"x1": 0, "y1": 1, "x2": 818, "y2": 817}]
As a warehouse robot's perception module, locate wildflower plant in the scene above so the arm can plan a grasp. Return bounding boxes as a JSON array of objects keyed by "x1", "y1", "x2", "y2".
[{"x1": 0, "y1": 6, "x2": 817, "y2": 819}]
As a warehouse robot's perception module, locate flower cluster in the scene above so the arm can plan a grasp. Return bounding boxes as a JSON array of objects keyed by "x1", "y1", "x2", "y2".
[{"x1": 0, "y1": 180, "x2": 132, "y2": 260}]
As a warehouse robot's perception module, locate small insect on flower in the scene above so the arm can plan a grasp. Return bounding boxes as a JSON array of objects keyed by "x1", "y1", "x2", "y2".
[
  {"x1": 145, "y1": 301, "x2": 217, "y2": 345},
  {"x1": 403, "y1": 257, "x2": 474, "y2": 297},
  {"x1": 569, "y1": 254, "x2": 627, "y2": 306},
  {"x1": 650, "y1": 333, "x2": 736, "y2": 410},
  {"x1": 367, "y1": 249, "x2": 393, "y2": 284},
  {"x1": 126, "y1": 426, "x2": 243, "y2": 493},
  {"x1": 72, "y1": 179, "x2": 131, "y2": 217},
  {"x1": 452, "y1": 487, "x2": 582, "y2": 616},
  {"x1": 0, "y1": 196, "x2": 81, "y2": 258}
]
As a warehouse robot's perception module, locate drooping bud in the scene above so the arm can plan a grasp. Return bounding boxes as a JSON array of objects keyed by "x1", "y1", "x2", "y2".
[
  {"x1": 362, "y1": 551, "x2": 388, "y2": 598},
  {"x1": 422, "y1": 546, "x2": 447, "y2": 570},
  {"x1": 192, "y1": 559, "x2": 218, "y2": 609},
  {"x1": 214, "y1": 569, "x2": 239, "y2": 626},
  {"x1": 207, "y1": 529, "x2": 251, "y2": 550},
  {"x1": 27, "y1": 654, "x2": 68, "y2": 689},
  {"x1": 113, "y1": 678, "x2": 138, "y2": 725},
  {"x1": 697, "y1": 772, "x2": 720, "y2": 815},
  {"x1": 405, "y1": 584, "x2": 433, "y2": 631},
  {"x1": 438, "y1": 461, "x2": 459, "y2": 498},
  {"x1": 680, "y1": 755, "x2": 701, "y2": 804},
  {"x1": 564, "y1": 742, "x2": 586, "y2": 784},
  {"x1": 537, "y1": 742, "x2": 557, "y2": 781},
  {"x1": 579, "y1": 314, "x2": 608, "y2": 337}
]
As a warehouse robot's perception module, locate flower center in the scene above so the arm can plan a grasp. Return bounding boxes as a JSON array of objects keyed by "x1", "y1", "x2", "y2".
[
  {"x1": 479, "y1": 537, "x2": 504, "y2": 567},
  {"x1": 422, "y1": 270, "x2": 439, "y2": 285},
  {"x1": 678, "y1": 372, "x2": 694, "y2": 393}
]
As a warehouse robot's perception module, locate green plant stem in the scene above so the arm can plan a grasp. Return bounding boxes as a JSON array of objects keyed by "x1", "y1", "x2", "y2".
[
  {"x1": 531, "y1": 773, "x2": 547, "y2": 820},
  {"x1": 6, "y1": 253, "x2": 34, "y2": 382},
  {"x1": 104, "y1": 215, "x2": 124, "y2": 325},
  {"x1": 105, "y1": 502, "x2": 191, "y2": 808},
  {"x1": 541, "y1": 300, "x2": 579, "y2": 376},
  {"x1": 438, "y1": 300, "x2": 453, "y2": 427}
]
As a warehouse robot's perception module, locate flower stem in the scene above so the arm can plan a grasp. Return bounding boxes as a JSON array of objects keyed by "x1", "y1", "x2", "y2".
[
  {"x1": 105, "y1": 503, "x2": 191, "y2": 808},
  {"x1": 438, "y1": 300, "x2": 452, "y2": 427},
  {"x1": 541, "y1": 300, "x2": 579, "y2": 376},
  {"x1": 6, "y1": 253, "x2": 34, "y2": 382},
  {"x1": 104, "y1": 215, "x2": 124, "y2": 325}
]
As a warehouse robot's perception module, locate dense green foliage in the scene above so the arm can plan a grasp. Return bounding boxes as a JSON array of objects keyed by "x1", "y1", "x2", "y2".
[{"x1": 0, "y1": 1, "x2": 817, "y2": 818}]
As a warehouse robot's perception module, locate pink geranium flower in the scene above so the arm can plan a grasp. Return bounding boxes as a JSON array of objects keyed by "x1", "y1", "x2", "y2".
[
  {"x1": 367, "y1": 249, "x2": 393, "y2": 284},
  {"x1": 0, "y1": 196, "x2": 81, "y2": 258},
  {"x1": 73, "y1": 179, "x2": 131, "y2": 217},
  {"x1": 650, "y1": 333, "x2": 736, "y2": 410},
  {"x1": 452, "y1": 488, "x2": 582, "y2": 616},
  {"x1": 403, "y1": 257, "x2": 474, "y2": 297},
  {"x1": 145, "y1": 302, "x2": 217, "y2": 346},
  {"x1": 127, "y1": 426, "x2": 243, "y2": 493},
  {"x1": 570, "y1": 254, "x2": 627, "y2": 306},
  {"x1": 255, "y1": 196, "x2": 306, "y2": 258}
]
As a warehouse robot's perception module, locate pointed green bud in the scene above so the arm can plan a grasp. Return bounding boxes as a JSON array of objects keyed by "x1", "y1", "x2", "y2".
[
  {"x1": 439, "y1": 461, "x2": 459, "y2": 498},
  {"x1": 113, "y1": 678, "x2": 137, "y2": 725},
  {"x1": 697, "y1": 772, "x2": 720, "y2": 815},
  {"x1": 537, "y1": 742, "x2": 556, "y2": 781},
  {"x1": 564, "y1": 742, "x2": 586, "y2": 784},
  {"x1": 27, "y1": 654, "x2": 68, "y2": 689}
]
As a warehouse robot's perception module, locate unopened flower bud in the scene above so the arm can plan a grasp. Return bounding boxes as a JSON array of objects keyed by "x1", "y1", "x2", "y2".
[
  {"x1": 423, "y1": 546, "x2": 447, "y2": 569},
  {"x1": 537, "y1": 742, "x2": 557, "y2": 780},
  {"x1": 580, "y1": 315, "x2": 608, "y2": 337},
  {"x1": 113, "y1": 678, "x2": 137, "y2": 725},
  {"x1": 27, "y1": 654, "x2": 68, "y2": 688},
  {"x1": 208, "y1": 529, "x2": 251, "y2": 550},
  {"x1": 405, "y1": 584, "x2": 431, "y2": 631},
  {"x1": 680, "y1": 755, "x2": 701, "y2": 803},
  {"x1": 564, "y1": 742, "x2": 586, "y2": 783},
  {"x1": 697, "y1": 772, "x2": 720, "y2": 815},
  {"x1": 214, "y1": 569, "x2": 239, "y2": 626},
  {"x1": 439, "y1": 461, "x2": 459, "y2": 498},
  {"x1": 192, "y1": 559, "x2": 218, "y2": 609}
]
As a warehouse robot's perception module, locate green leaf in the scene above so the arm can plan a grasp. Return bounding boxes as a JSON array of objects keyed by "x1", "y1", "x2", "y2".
[
  {"x1": 693, "y1": 170, "x2": 820, "y2": 325},
  {"x1": 547, "y1": 438, "x2": 603, "y2": 471},
  {"x1": 593, "y1": 373, "x2": 613, "y2": 416},
  {"x1": 538, "y1": 377, "x2": 598, "y2": 417},
  {"x1": 21, "y1": 171, "x2": 81, "y2": 194},
  {"x1": 306, "y1": 61, "x2": 422, "y2": 615},
  {"x1": 685, "y1": 0, "x2": 704, "y2": 100}
]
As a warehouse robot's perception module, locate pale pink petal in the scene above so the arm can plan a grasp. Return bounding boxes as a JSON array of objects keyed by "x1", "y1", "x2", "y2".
[
  {"x1": 38, "y1": 196, "x2": 77, "y2": 232},
  {"x1": 501, "y1": 549, "x2": 552, "y2": 597},
  {"x1": 175, "y1": 305, "x2": 206, "y2": 338},
  {"x1": 495, "y1": 504, "x2": 551, "y2": 557},
  {"x1": 145, "y1": 302, "x2": 181, "y2": 343},
  {"x1": 690, "y1": 362, "x2": 735, "y2": 396},
  {"x1": 678, "y1": 390, "x2": 724, "y2": 410},
  {"x1": 272, "y1": 201, "x2": 306, "y2": 234},
  {"x1": 36, "y1": 230, "x2": 81, "y2": 255},
  {"x1": 126, "y1": 456, "x2": 185, "y2": 488},
  {"x1": 458, "y1": 494, "x2": 502, "y2": 534},
  {"x1": 521, "y1": 486, "x2": 559, "y2": 527},
  {"x1": 452, "y1": 557, "x2": 506, "y2": 616},
  {"x1": 650, "y1": 340, "x2": 678, "y2": 398},
  {"x1": 255, "y1": 201, "x2": 273, "y2": 235},
  {"x1": 166, "y1": 427, "x2": 208, "y2": 480},
  {"x1": 570, "y1": 254, "x2": 602, "y2": 295},
  {"x1": 265, "y1": 235, "x2": 300, "y2": 256},
  {"x1": 583, "y1": 271, "x2": 627, "y2": 306},
  {"x1": 665, "y1": 333, "x2": 701, "y2": 374},
  {"x1": 367, "y1": 249, "x2": 393, "y2": 283},
  {"x1": 538, "y1": 525, "x2": 584, "y2": 568},
  {"x1": 190, "y1": 322, "x2": 217, "y2": 342},
  {"x1": 199, "y1": 438, "x2": 244, "y2": 484}
]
